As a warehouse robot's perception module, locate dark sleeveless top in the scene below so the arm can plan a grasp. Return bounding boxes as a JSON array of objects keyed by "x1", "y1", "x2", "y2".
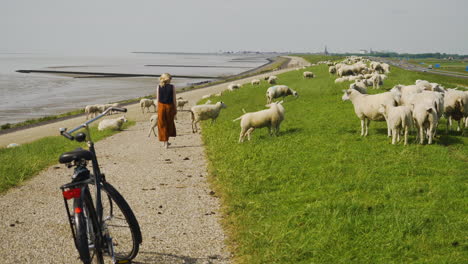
[{"x1": 158, "y1": 84, "x2": 174, "y2": 104}]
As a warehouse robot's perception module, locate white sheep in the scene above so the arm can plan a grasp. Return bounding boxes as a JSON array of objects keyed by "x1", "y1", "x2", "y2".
[
  {"x1": 190, "y1": 101, "x2": 227, "y2": 133},
  {"x1": 84, "y1": 105, "x2": 102, "y2": 120},
  {"x1": 233, "y1": 101, "x2": 285, "y2": 143},
  {"x1": 411, "y1": 102, "x2": 438, "y2": 144},
  {"x1": 267, "y1": 75, "x2": 278, "y2": 84},
  {"x1": 329, "y1": 66, "x2": 336, "y2": 74},
  {"x1": 148, "y1": 114, "x2": 158, "y2": 137},
  {"x1": 251, "y1": 79, "x2": 260, "y2": 85},
  {"x1": 176, "y1": 99, "x2": 189, "y2": 110},
  {"x1": 378, "y1": 105, "x2": 413, "y2": 145},
  {"x1": 98, "y1": 116, "x2": 127, "y2": 131},
  {"x1": 228, "y1": 83, "x2": 242, "y2": 91},
  {"x1": 390, "y1": 85, "x2": 424, "y2": 106},
  {"x1": 342, "y1": 89, "x2": 399, "y2": 136},
  {"x1": 266, "y1": 85, "x2": 298, "y2": 103},
  {"x1": 303, "y1": 71, "x2": 315, "y2": 78},
  {"x1": 444, "y1": 89, "x2": 468, "y2": 133},
  {"x1": 140, "y1": 99, "x2": 156, "y2": 113},
  {"x1": 370, "y1": 74, "x2": 383, "y2": 89}
]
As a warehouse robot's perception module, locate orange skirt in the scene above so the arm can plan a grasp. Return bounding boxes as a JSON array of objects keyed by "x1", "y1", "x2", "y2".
[{"x1": 157, "y1": 102, "x2": 176, "y2": 141}]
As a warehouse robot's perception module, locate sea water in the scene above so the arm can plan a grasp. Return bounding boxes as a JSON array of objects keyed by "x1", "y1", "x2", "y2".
[{"x1": 0, "y1": 53, "x2": 269, "y2": 124}]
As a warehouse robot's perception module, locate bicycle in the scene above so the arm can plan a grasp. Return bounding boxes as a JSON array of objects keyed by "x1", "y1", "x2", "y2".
[{"x1": 58, "y1": 107, "x2": 142, "y2": 264}]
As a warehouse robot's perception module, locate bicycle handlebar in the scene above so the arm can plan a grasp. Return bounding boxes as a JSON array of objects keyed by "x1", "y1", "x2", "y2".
[{"x1": 60, "y1": 107, "x2": 128, "y2": 140}]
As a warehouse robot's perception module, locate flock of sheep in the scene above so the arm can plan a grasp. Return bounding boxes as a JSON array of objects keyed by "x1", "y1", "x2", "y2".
[
  {"x1": 335, "y1": 56, "x2": 468, "y2": 145},
  {"x1": 83, "y1": 56, "x2": 467, "y2": 146}
]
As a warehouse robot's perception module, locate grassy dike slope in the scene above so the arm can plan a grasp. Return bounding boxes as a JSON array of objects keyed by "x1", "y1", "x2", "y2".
[{"x1": 201, "y1": 58, "x2": 467, "y2": 263}]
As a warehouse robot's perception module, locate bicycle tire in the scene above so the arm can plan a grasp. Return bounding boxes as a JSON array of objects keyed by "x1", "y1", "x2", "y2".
[
  {"x1": 82, "y1": 189, "x2": 105, "y2": 264},
  {"x1": 100, "y1": 181, "x2": 142, "y2": 261},
  {"x1": 74, "y1": 197, "x2": 92, "y2": 263}
]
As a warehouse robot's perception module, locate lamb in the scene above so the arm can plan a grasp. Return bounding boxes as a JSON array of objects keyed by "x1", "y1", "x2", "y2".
[
  {"x1": 266, "y1": 85, "x2": 298, "y2": 103},
  {"x1": 251, "y1": 79, "x2": 260, "y2": 85},
  {"x1": 85, "y1": 105, "x2": 102, "y2": 120},
  {"x1": 98, "y1": 116, "x2": 127, "y2": 131},
  {"x1": 267, "y1": 75, "x2": 278, "y2": 84},
  {"x1": 378, "y1": 105, "x2": 413, "y2": 145},
  {"x1": 233, "y1": 101, "x2": 285, "y2": 143},
  {"x1": 190, "y1": 101, "x2": 227, "y2": 133},
  {"x1": 342, "y1": 89, "x2": 399, "y2": 136},
  {"x1": 176, "y1": 99, "x2": 189, "y2": 110},
  {"x1": 140, "y1": 99, "x2": 156, "y2": 113},
  {"x1": 303, "y1": 71, "x2": 315, "y2": 78},
  {"x1": 148, "y1": 114, "x2": 158, "y2": 137},
  {"x1": 349, "y1": 81, "x2": 368, "y2": 94}
]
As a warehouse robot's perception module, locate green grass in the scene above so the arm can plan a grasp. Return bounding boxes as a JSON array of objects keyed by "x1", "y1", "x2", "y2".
[
  {"x1": 407, "y1": 58, "x2": 468, "y2": 75},
  {"x1": 200, "y1": 56, "x2": 467, "y2": 263},
  {"x1": 0, "y1": 121, "x2": 135, "y2": 193}
]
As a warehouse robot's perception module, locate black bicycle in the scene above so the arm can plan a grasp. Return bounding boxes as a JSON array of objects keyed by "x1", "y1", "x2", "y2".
[{"x1": 59, "y1": 107, "x2": 142, "y2": 264}]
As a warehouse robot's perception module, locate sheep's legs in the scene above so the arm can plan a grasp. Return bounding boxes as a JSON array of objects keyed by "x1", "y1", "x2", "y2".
[
  {"x1": 192, "y1": 121, "x2": 199, "y2": 133},
  {"x1": 364, "y1": 119, "x2": 370, "y2": 136},
  {"x1": 239, "y1": 128, "x2": 247, "y2": 143},
  {"x1": 246, "y1": 128, "x2": 255, "y2": 141},
  {"x1": 391, "y1": 128, "x2": 397, "y2": 144},
  {"x1": 403, "y1": 126, "x2": 408, "y2": 145},
  {"x1": 428, "y1": 125, "x2": 434, "y2": 144},
  {"x1": 360, "y1": 119, "x2": 365, "y2": 136}
]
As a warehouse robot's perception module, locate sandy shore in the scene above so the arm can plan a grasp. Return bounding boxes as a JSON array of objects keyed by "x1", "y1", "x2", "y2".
[{"x1": 0, "y1": 56, "x2": 310, "y2": 263}]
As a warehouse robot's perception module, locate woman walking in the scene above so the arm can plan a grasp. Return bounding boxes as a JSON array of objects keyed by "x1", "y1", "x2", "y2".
[{"x1": 156, "y1": 73, "x2": 177, "y2": 148}]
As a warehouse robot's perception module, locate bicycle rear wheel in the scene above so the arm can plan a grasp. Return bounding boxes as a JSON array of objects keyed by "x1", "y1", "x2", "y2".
[
  {"x1": 100, "y1": 181, "x2": 142, "y2": 261},
  {"x1": 74, "y1": 190, "x2": 105, "y2": 264}
]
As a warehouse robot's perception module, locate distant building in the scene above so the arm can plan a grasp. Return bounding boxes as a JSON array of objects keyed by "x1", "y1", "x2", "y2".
[
  {"x1": 359, "y1": 49, "x2": 368, "y2": 54},
  {"x1": 324, "y1": 46, "x2": 329, "y2": 55}
]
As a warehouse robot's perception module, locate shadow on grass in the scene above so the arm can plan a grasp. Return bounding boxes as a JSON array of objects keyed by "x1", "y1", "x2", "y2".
[
  {"x1": 133, "y1": 251, "x2": 227, "y2": 264},
  {"x1": 437, "y1": 134, "x2": 465, "y2": 146}
]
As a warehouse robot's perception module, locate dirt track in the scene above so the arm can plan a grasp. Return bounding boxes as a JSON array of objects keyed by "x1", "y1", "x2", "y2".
[{"x1": 0, "y1": 56, "x2": 310, "y2": 263}]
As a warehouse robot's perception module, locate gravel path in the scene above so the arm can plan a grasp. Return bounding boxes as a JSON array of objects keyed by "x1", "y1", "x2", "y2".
[{"x1": 0, "y1": 56, "x2": 310, "y2": 263}]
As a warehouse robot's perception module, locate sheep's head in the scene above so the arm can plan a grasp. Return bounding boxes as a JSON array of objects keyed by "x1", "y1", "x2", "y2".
[
  {"x1": 341, "y1": 89, "x2": 351, "y2": 101},
  {"x1": 218, "y1": 101, "x2": 227, "y2": 109}
]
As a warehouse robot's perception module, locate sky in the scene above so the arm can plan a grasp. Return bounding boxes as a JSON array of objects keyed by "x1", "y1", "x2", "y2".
[{"x1": 1, "y1": 0, "x2": 467, "y2": 55}]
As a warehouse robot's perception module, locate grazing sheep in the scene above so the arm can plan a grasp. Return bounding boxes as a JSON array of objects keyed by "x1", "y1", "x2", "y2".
[
  {"x1": 266, "y1": 85, "x2": 298, "y2": 103},
  {"x1": 349, "y1": 81, "x2": 368, "y2": 94},
  {"x1": 329, "y1": 66, "x2": 336, "y2": 74},
  {"x1": 140, "y1": 99, "x2": 156, "y2": 113},
  {"x1": 148, "y1": 114, "x2": 158, "y2": 137},
  {"x1": 85, "y1": 105, "x2": 102, "y2": 120},
  {"x1": 370, "y1": 74, "x2": 383, "y2": 89},
  {"x1": 303, "y1": 71, "x2": 315, "y2": 78},
  {"x1": 190, "y1": 101, "x2": 227, "y2": 133},
  {"x1": 378, "y1": 105, "x2": 413, "y2": 145},
  {"x1": 267, "y1": 75, "x2": 278, "y2": 84},
  {"x1": 335, "y1": 77, "x2": 349, "y2": 83},
  {"x1": 228, "y1": 83, "x2": 242, "y2": 91},
  {"x1": 233, "y1": 101, "x2": 285, "y2": 143},
  {"x1": 98, "y1": 116, "x2": 127, "y2": 131},
  {"x1": 251, "y1": 79, "x2": 260, "y2": 85},
  {"x1": 176, "y1": 99, "x2": 189, "y2": 110},
  {"x1": 342, "y1": 89, "x2": 398, "y2": 136}
]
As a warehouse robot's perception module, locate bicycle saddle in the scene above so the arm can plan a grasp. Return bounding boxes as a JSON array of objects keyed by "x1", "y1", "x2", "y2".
[{"x1": 59, "y1": 148, "x2": 93, "y2": 164}]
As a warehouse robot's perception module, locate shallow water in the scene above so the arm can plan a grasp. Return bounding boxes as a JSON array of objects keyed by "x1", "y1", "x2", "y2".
[{"x1": 0, "y1": 53, "x2": 268, "y2": 124}]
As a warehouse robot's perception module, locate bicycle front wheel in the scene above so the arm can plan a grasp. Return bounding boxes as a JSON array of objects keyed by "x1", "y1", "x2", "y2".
[{"x1": 100, "y1": 181, "x2": 142, "y2": 261}]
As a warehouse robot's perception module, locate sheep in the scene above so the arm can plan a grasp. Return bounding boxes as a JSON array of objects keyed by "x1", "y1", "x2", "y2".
[
  {"x1": 303, "y1": 71, "x2": 315, "y2": 78},
  {"x1": 267, "y1": 75, "x2": 278, "y2": 84},
  {"x1": 349, "y1": 81, "x2": 368, "y2": 94},
  {"x1": 228, "y1": 83, "x2": 242, "y2": 91},
  {"x1": 266, "y1": 85, "x2": 298, "y2": 103},
  {"x1": 335, "y1": 77, "x2": 348, "y2": 83},
  {"x1": 251, "y1": 79, "x2": 260, "y2": 85},
  {"x1": 381, "y1": 63, "x2": 390, "y2": 74},
  {"x1": 390, "y1": 85, "x2": 424, "y2": 106},
  {"x1": 370, "y1": 74, "x2": 383, "y2": 89},
  {"x1": 148, "y1": 114, "x2": 158, "y2": 137},
  {"x1": 176, "y1": 99, "x2": 189, "y2": 110},
  {"x1": 233, "y1": 101, "x2": 285, "y2": 143},
  {"x1": 190, "y1": 101, "x2": 227, "y2": 133},
  {"x1": 84, "y1": 104, "x2": 104, "y2": 119},
  {"x1": 411, "y1": 102, "x2": 438, "y2": 144},
  {"x1": 342, "y1": 89, "x2": 399, "y2": 136},
  {"x1": 329, "y1": 66, "x2": 336, "y2": 74},
  {"x1": 98, "y1": 116, "x2": 127, "y2": 131},
  {"x1": 378, "y1": 105, "x2": 413, "y2": 145},
  {"x1": 140, "y1": 99, "x2": 156, "y2": 113},
  {"x1": 444, "y1": 89, "x2": 468, "y2": 133},
  {"x1": 415, "y1": 80, "x2": 446, "y2": 93}
]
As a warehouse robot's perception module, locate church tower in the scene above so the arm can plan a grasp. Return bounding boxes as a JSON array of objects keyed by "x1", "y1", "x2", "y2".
[{"x1": 324, "y1": 46, "x2": 329, "y2": 55}]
